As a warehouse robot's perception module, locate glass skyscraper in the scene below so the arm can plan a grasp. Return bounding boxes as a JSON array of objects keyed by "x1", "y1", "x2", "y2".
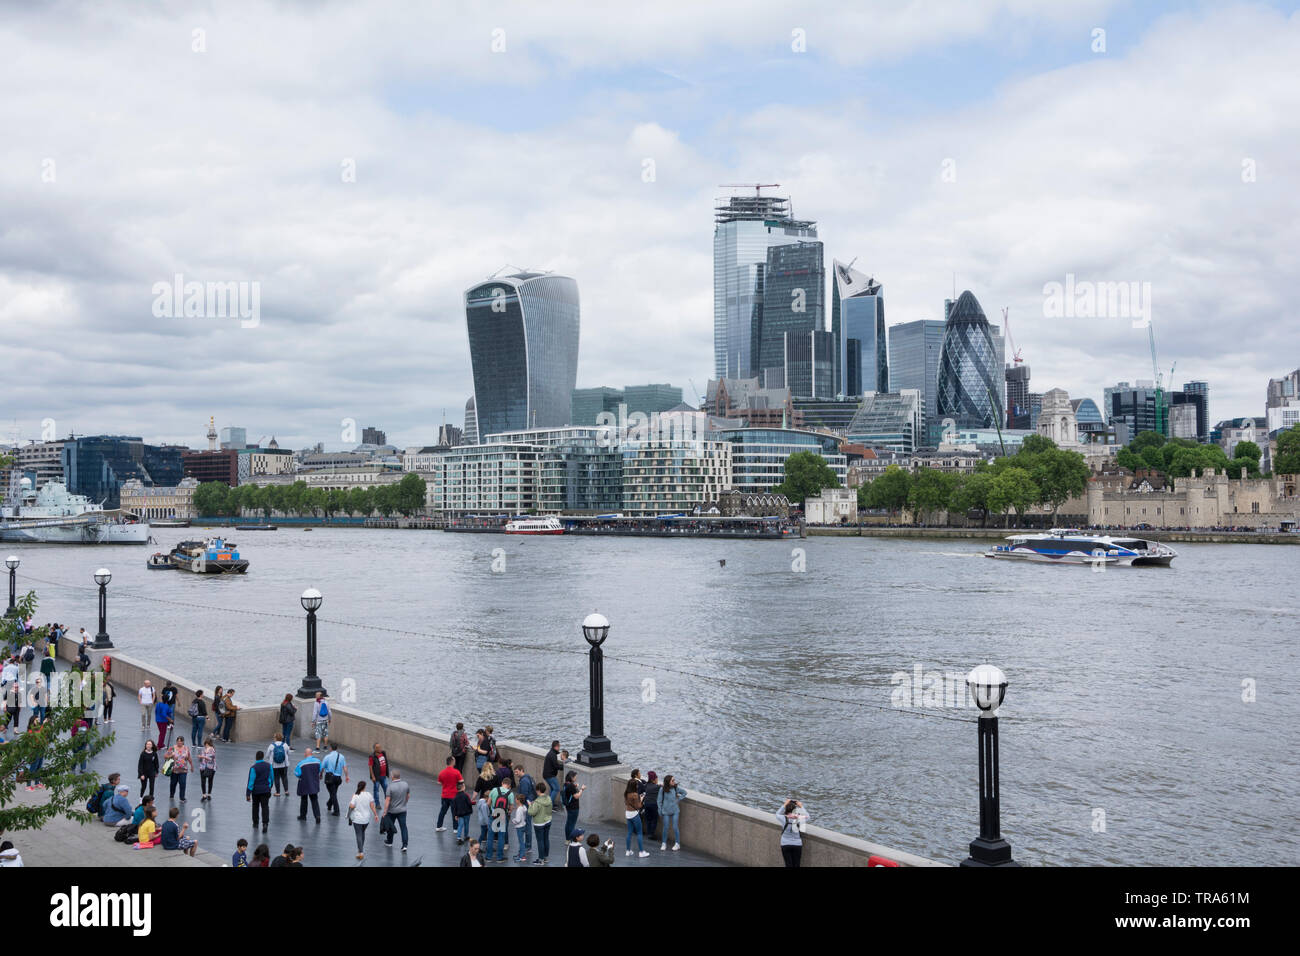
[
  {"x1": 754, "y1": 240, "x2": 824, "y2": 385},
  {"x1": 713, "y1": 191, "x2": 817, "y2": 380},
  {"x1": 888, "y1": 319, "x2": 946, "y2": 446},
  {"x1": 830, "y1": 260, "x2": 887, "y2": 398},
  {"x1": 1181, "y1": 380, "x2": 1210, "y2": 442},
  {"x1": 61, "y1": 436, "x2": 185, "y2": 509},
  {"x1": 1005, "y1": 364, "x2": 1031, "y2": 430},
  {"x1": 571, "y1": 387, "x2": 623, "y2": 428},
  {"x1": 464, "y1": 271, "x2": 580, "y2": 440},
  {"x1": 623, "y1": 384, "x2": 684, "y2": 415},
  {"x1": 937, "y1": 291, "x2": 1004, "y2": 431}
]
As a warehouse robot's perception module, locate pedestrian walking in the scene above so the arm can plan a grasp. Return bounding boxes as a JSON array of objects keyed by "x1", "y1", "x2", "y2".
[
  {"x1": 198, "y1": 737, "x2": 217, "y2": 801},
  {"x1": 39, "y1": 652, "x2": 56, "y2": 704},
  {"x1": 346, "y1": 781, "x2": 379, "y2": 860},
  {"x1": 777, "y1": 799, "x2": 810, "y2": 867},
  {"x1": 166, "y1": 737, "x2": 193, "y2": 802},
  {"x1": 642, "y1": 771, "x2": 661, "y2": 843},
  {"x1": 268, "y1": 732, "x2": 291, "y2": 796},
  {"x1": 382, "y1": 769, "x2": 410, "y2": 852},
  {"x1": 294, "y1": 748, "x2": 323, "y2": 823},
  {"x1": 449, "y1": 721, "x2": 469, "y2": 775},
  {"x1": 137, "y1": 740, "x2": 159, "y2": 798},
  {"x1": 451, "y1": 780, "x2": 472, "y2": 844},
  {"x1": 659, "y1": 775, "x2": 687, "y2": 851},
  {"x1": 137, "y1": 680, "x2": 155, "y2": 731},
  {"x1": 310, "y1": 691, "x2": 330, "y2": 749},
  {"x1": 320, "y1": 743, "x2": 348, "y2": 815},
  {"x1": 528, "y1": 781, "x2": 554, "y2": 865},
  {"x1": 624, "y1": 779, "x2": 648, "y2": 857},
  {"x1": 278, "y1": 694, "x2": 297, "y2": 750},
  {"x1": 187, "y1": 690, "x2": 207, "y2": 746},
  {"x1": 101, "y1": 680, "x2": 115, "y2": 723},
  {"x1": 562, "y1": 772, "x2": 586, "y2": 841},
  {"x1": 153, "y1": 696, "x2": 173, "y2": 750},
  {"x1": 246, "y1": 750, "x2": 273, "y2": 834},
  {"x1": 368, "y1": 743, "x2": 390, "y2": 807},
  {"x1": 435, "y1": 755, "x2": 463, "y2": 832}
]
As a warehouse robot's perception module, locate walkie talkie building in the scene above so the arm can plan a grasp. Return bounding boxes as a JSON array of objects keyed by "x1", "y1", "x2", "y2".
[
  {"x1": 937, "y1": 290, "x2": 1004, "y2": 431},
  {"x1": 464, "y1": 272, "x2": 580, "y2": 440}
]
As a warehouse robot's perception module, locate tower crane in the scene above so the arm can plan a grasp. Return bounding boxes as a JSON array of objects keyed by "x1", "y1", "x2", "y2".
[
  {"x1": 718, "y1": 183, "x2": 781, "y2": 195},
  {"x1": 1147, "y1": 322, "x2": 1167, "y2": 437},
  {"x1": 1002, "y1": 307, "x2": 1022, "y2": 365}
]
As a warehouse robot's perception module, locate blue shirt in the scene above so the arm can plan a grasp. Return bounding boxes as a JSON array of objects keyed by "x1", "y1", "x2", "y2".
[
  {"x1": 232, "y1": 850, "x2": 248, "y2": 867},
  {"x1": 320, "y1": 751, "x2": 347, "y2": 776}
]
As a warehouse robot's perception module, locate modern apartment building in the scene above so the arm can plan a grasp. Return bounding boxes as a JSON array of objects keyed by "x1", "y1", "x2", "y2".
[
  {"x1": 620, "y1": 438, "x2": 732, "y2": 516},
  {"x1": 717, "y1": 427, "x2": 846, "y2": 493}
]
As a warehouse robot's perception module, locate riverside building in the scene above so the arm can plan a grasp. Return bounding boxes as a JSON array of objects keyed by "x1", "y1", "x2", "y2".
[
  {"x1": 620, "y1": 439, "x2": 733, "y2": 516},
  {"x1": 717, "y1": 427, "x2": 847, "y2": 493}
]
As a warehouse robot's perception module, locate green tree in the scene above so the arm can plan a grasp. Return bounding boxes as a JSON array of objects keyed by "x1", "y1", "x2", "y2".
[
  {"x1": 1131, "y1": 430, "x2": 1167, "y2": 452},
  {"x1": 1233, "y1": 441, "x2": 1261, "y2": 469},
  {"x1": 1030, "y1": 448, "x2": 1090, "y2": 518},
  {"x1": 909, "y1": 468, "x2": 956, "y2": 520},
  {"x1": 1274, "y1": 424, "x2": 1300, "y2": 475},
  {"x1": 772, "y1": 451, "x2": 841, "y2": 504},
  {"x1": 1, "y1": 594, "x2": 113, "y2": 833},
  {"x1": 396, "y1": 473, "x2": 427, "y2": 516},
  {"x1": 1018, "y1": 434, "x2": 1057, "y2": 456},
  {"x1": 1116, "y1": 447, "x2": 1144, "y2": 472},
  {"x1": 950, "y1": 470, "x2": 994, "y2": 521},
  {"x1": 987, "y1": 466, "x2": 1038, "y2": 526},
  {"x1": 192, "y1": 482, "x2": 229, "y2": 517},
  {"x1": 864, "y1": 464, "x2": 911, "y2": 519}
]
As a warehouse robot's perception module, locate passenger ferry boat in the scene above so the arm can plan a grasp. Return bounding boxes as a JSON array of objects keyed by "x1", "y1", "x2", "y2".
[
  {"x1": 503, "y1": 516, "x2": 564, "y2": 535},
  {"x1": 168, "y1": 537, "x2": 249, "y2": 573},
  {"x1": 986, "y1": 528, "x2": 1177, "y2": 567}
]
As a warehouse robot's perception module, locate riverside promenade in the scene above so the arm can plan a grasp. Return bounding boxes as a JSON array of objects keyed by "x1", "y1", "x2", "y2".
[{"x1": 50, "y1": 641, "x2": 941, "y2": 868}]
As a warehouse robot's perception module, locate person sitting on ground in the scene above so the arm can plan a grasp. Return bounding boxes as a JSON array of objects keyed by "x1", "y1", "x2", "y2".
[
  {"x1": 160, "y1": 806, "x2": 198, "y2": 856},
  {"x1": 0, "y1": 841, "x2": 22, "y2": 867},
  {"x1": 251, "y1": 843, "x2": 271, "y2": 867},
  {"x1": 132, "y1": 795, "x2": 154, "y2": 827},
  {"x1": 232, "y1": 838, "x2": 248, "y2": 868},
  {"x1": 102, "y1": 784, "x2": 134, "y2": 826},
  {"x1": 134, "y1": 806, "x2": 162, "y2": 849}
]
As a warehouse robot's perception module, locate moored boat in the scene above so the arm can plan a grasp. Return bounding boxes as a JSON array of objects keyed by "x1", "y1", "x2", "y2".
[
  {"x1": 504, "y1": 516, "x2": 565, "y2": 535},
  {"x1": 169, "y1": 537, "x2": 249, "y2": 574},
  {"x1": 985, "y1": 528, "x2": 1177, "y2": 567},
  {"x1": 146, "y1": 552, "x2": 176, "y2": 570}
]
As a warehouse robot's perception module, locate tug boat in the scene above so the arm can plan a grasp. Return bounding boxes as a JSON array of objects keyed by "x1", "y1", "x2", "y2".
[
  {"x1": 503, "y1": 516, "x2": 565, "y2": 535},
  {"x1": 985, "y1": 528, "x2": 1177, "y2": 567},
  {"x1": 168, "y1": 537, "x2": 250, "y2": 574}
]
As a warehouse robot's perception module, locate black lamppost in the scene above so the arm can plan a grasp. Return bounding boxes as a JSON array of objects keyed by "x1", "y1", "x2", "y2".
[
  {"x1": 91, "y1": 568, "x2": 114, "y2": 649},
  {"x1": 576, "y1": 611, "x2": 618, "y2": 767},
  {"x1": 296, "y1": 587, "x2": 326, "y2": 699},
  {"x1": 4, "y1": 556, "x2": 18, "y2": 618},
  {"x1": 961, "y1": 664, "x2": 1018, "y2": 867}
]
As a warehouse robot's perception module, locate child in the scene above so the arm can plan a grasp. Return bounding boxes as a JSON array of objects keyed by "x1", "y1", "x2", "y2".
[
  {"x1": 451, "y1": 780, "x2": 472, "y2": 844},
  {"x1": 160, "y1": 806, "x2": 198, "y2": 856},
  {"x1": 512, "y1": 797, "x2": 530, "y2": 862},
  {"x1": 231, "y1": 838, "x2": 248, "y2": 868},
  {"x1": 134, "y1": 806, "x2": 162, "y2": 849}
]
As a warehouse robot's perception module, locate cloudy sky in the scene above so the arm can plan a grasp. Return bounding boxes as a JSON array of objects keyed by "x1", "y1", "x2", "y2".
[{"x1": 2, "y1": 0, "x2": 1298, "y2": 450}]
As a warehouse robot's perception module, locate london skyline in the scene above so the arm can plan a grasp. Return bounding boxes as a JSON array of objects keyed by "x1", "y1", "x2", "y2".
[{"x1": 3, "y1": 0, "x2": 1299, "y2": 450}]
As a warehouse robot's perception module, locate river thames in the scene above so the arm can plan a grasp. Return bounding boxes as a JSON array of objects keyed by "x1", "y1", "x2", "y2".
[{"x1": 15, "y1": 529, "x2": 1299, "y2": 866}]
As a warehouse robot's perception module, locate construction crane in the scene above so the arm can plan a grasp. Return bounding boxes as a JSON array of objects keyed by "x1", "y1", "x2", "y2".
[
  {"x1": 1002, "y1": 307, "x2": 1022, "y2": 365},
  {"x1": 1147, "y1": 322, "x2": 1166, "y2": 437},
  {"x1": 718, "y1": 183, "x2": 781, "y2": 195}
]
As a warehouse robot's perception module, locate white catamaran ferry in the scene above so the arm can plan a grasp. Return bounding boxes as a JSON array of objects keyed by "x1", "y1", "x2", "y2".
[
  {"x1": 503, "y1": 516, "x2": 564, "y2": 535},
  {"x1": 985, "y1": 528, "x2": 1177, "y2": 567},
  {"x1": 1, "y1": 480, "x2": 150, "y2": 544}
]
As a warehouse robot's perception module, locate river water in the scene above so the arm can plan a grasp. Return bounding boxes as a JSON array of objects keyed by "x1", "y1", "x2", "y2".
[{"x1": 14, "y1": 529, "x2": 1299, "y2": 866}]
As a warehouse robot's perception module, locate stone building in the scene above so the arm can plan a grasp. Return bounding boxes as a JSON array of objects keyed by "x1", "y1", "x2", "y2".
[
  {"x1": 1087, "y1": 468, "x2": 1300, "y2": 529},
  {"x1": 804, "y1": 487, "x2": 857, "y2": 524}
]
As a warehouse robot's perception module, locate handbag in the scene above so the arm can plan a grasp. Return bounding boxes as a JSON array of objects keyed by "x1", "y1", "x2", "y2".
[{"x1": 161, "y1": 757, "x2": 174, "y2": 777}]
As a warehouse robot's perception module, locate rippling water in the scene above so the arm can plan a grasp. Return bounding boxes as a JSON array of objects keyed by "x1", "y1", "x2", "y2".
[{"x1": 16, "y1": 529, "x2": 1300, "y2": 866}]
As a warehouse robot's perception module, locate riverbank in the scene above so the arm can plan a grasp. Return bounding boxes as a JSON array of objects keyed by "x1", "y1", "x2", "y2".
[
  {"x1": 806, "y1": 525, "x2": 1300, "y2": 544},
  {"x1": 58, "y1": 638, "x2": 941, "y2": 867}
]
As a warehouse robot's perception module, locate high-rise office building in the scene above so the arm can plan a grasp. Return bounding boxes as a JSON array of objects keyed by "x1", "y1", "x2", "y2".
[
  {"x1": 572, "y1": 387, "x2": 623, "y2": 427},
  {"x1": 1266, "y1": 369, "x2": 1299, "y2": 409},
  {"x1": 464, "y1": 271, "x2": 580, "y2": 439},
  {"x1": 62, "y1": 436, "x2": 186, "y2": 509},
  {"x1": 780, "y1": 329, "x2": 836, "y2": 400},
  {"x1": 1171, "y1": 388, "x2": 1207, "y2": 443},
  {"x1": 622, "y1": 384, "x2": 684, "y2": 416},
  {"x1": 754, "y1": 241, "x2": 824, "y2": 385},
  {"x1": 830, "y1": 260, "x2": 887, "y2": 398},
  {"x1": 1106, "y1": 383, "x2": 1165, "y2": 438},
  {"x1": 464, "y1": 396, "x2": 478, "y2": 445},
  {"x1": 937, "y1": 291, "x2": 1004, "y2": 431},
  {"x1": 889, "y1": 319, "x2": 946, "y2": 446},
  {"x1": 219, "y1": 426, "x2": 247, "y2": 450},
  {"x1": 845, "y1": 390, "x2": 923, "y2": 454},
  {"x1": 1006, "y1": 364, "x2": 1032, "y2": 430},
  {"x1": 713, "y1": 190, "x2": 817, "y2": 380},
  {"x1": 1181, "y1": 380, "x2": 1210, "y2": 442}
]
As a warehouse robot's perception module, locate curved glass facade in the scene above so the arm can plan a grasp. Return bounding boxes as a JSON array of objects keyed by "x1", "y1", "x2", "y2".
[
  {"x1": 465, "y1": 273, "x2": 580, "y2": 439},
  {"x1": 937, "y1": 291, "x2": 1004, "y2": 431}
]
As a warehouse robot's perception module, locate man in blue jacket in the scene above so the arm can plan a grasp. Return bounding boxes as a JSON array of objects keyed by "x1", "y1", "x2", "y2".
[
  {"x1": 294, "y1": 747, "x2": 323, "y2": 823},
  {"x1": 102, "y1": 784, "x2": 134, "y2": 826},
  {"x1": 246, "y1": 750, "x2": 274, "y2": 833}
]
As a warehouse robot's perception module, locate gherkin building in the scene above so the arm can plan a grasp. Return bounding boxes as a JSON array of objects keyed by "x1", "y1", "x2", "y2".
[{"x1": 936, "y1": 290, "x2": 1004, "y2": 430}]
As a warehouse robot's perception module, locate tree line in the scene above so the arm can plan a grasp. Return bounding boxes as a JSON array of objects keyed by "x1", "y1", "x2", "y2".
[{"x1": 192, "y1": 474, "x2": 427, "y2": 518}]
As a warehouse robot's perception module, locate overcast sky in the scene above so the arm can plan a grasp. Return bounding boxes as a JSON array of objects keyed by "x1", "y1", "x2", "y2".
[{"x1": 3, "y1": 0, "x2": 1298, "y2": 450}]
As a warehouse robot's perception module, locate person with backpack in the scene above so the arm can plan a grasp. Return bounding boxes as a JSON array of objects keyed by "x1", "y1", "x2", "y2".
[
  {"x1": 87, "y1": 773, "x2": 119, "y2": 819},
  {"x1": 246, "y1": 749, "x2": 274, "y2": 834},
  {"x1": 218, "y1": 689, "x2": 238, "y2": 742},
  {"x1": 166, "y1": 737, "x2": 193, "y2": 802},
  {"x1": 451, "y1": 780, "x2": 472, "y2": 844},
  {"x1": 153, "y1": 695, "x2": 173, "y2": 750},
  {"x1": 137, "y1": 741, "x2": 159, "y2": 798},
  {"x1": 368, "y1": 743, "x2": 390, "y2": 807},
  {"x1": 188, "y1": 690, "x2": 207, "y2": 746},
  {"x1": 310, "y1": 691, "x2": 330, "y2": 749},
  {"x1": 659, "y1": 775, "x2": 687, "y2": 851},
  {"x1": 449, "y1": 721, "x2": 469, "y2": 775},
  {"x1": 278, "y1": 694, "x2": 297, "y2": 750},
  {"x1": 320, "y1": 743, "x2": 348, "y2": 815},
  {"x1": 485, "y1": 777, "x2": 515, "y2": 862},
  {"x1": 198, "y1": 736, "x2": 217, "y2": 801},
  {"x1": 624, "y1": 779, "x2": 649, "y2": 858},
  {"x1": 160, "y1": 680, "x2": 178, "y2": 707},
  {"x1": 268, "y1": 732, "x2": 291, "y2": 796},
  {"x1": 436, "y1": 755, "x2": 463, "y2": 832},
  {"x1": 777, "y1": 798, "x2": 810, "y2": 868},
  {"x1": 527, "y1": 781, "x2": 554, "y2": 865},
  {"x1": 346, "y1": 780, "x2": 379, "y2": 860}
]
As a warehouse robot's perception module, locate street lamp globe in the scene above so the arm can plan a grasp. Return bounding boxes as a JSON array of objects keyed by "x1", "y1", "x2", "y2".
[
  {"x1": 5, "y1": 556, "x2": 18, "y2": 571},
  {"x1": 966, "y1": 664, "x2": 1008, "y2": 716},
  {"x1": 301, "y1": 587, "x2": 323, "y2": 612},
  {"x1": 94, "y1": 568, "x2": 112, "y2": 587},
  {"x1": 581, "y1": 611, "x2": 610, "y2": 646}
]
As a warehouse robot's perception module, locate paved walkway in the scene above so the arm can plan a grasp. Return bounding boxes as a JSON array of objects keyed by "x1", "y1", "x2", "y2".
[{"x1": 20, "y1": 670, "x2": 724, "y2": 868}]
